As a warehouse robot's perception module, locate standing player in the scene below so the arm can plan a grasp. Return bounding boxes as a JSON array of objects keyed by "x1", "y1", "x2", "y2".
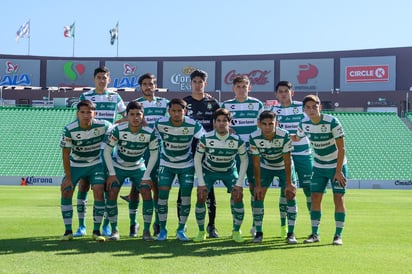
[
  {"x1": 103, "y1": 101, "x2": 159, "y2": 241},
  {"x1": 249, "y1": 111, "x2": 298, "y2": 243},
  {"x1": 193, "y1": 108, "x2": 248, "y2": 243},
  {"x1": 294, "y1": 95, "x2": 347, "y2": 245},
  {"x1": 60, "y1": 100, "x2": 111, "y2": 241},
  {"x1": 221, "y1": 75, "x2": 264, "y2": 236},
  {"x1": 271, "y1": 81, "x2": 313, "y2": 238},
  {"x1": 181, "y1": 69, "x2": 220, "y2": 238},
  {"x1": 74, "y1": 66, "x2": 126, "y2": 238},
  {"x1": 120, "y1": 73, "x2": 169, "y2": 237},
  {"x1": 155, "y1": 98, "x2": 205, "y2": 241}
]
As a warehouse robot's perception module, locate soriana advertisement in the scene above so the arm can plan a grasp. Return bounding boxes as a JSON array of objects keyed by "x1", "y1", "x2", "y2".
[
  {"x1": 221, "y1": 60, "x2": 274, "y2": 92},
  {"x1": 340, "y1": 56, "x2": 395, "y2": 91},
  {"x1": 162, "y1": 61, "x2": 216, "y2": 92},
  {"x1": 46, "y1": 60, "x2": 99, "y2": 88},
  {"x1": 279, "y1": 59, "x2": 334, "y2": 92}
]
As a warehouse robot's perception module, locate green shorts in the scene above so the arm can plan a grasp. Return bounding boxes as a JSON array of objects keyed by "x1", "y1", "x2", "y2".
[
  {"x1": 158, "y1": 165, "x2": 194, "y2": 189},
  {"x1": 203, "y1": 167, "x2": 238, "y2": 193},
  {"x1": 260, "y1": 166, "x2": 297, "y2": 189},
  {"x1": 311, "y1": 165, "x2": 348, "y2": 194},
  {"x1": 114, "y1": 166, "x2": 147, "y2": 190},
  {"x1": 292, "y1": 154, "x2": 313, "y2": 188},
  {"x1": 64, "y1": 163, "x2": 105, "y2": 187}
]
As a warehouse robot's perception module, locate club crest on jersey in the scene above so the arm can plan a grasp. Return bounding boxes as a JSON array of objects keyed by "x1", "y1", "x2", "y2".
[
  {"x1": 182, "y1": 127, "x2": 189, "y2": 134},
  {"x1": 321, "y1": 124, "x2": 327, "y2": 132},
  {"x1": 93, "y1": 128, "x2": 100, "y2": 136},
  {"x1": 274, "y1": 139, "x2": 281, "y2": 147},
  {"x1": 227, "y1": 140, "x2": 235, "y2": 148},
  {"x1": 248, "y1": 103, "x2": 254, "y2": 110},
  {"x1": 207, "y1": 103, "x2": 212, "y2": 110},
  {"x1": 156, "y1": 101, "x2": 162, "y2": 107},
  {"x1": 293, "y1": 107, "x2": 299, "y2": 114},
  {"x1": 139, "y1": 134, "x2": 146, "y2": 141},
  {"x1": 107, "y1": 94, "x2": 113, "y2": 102}
]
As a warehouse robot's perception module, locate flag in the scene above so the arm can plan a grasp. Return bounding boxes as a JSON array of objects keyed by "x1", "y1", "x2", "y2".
[
  {"x1": 64, "y1": 22, "x2": 75, "y2": 38},
  {"x1": 109, "y1": 22, "x2": 118, "y2": 45},
  {"x1": 16, "y1": 20, "x2": 30, "y2": 42}
]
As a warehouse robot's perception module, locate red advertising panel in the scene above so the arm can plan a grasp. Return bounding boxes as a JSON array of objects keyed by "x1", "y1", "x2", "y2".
[{"x1": 345, "y1": 65, "x2": 389, "y2": 82}]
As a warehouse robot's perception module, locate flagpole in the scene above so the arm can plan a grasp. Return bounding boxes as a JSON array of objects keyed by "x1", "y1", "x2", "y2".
[
  {"x1": 72, "y1": 22, "x2": 75, "y2": 57},
  {"x1": 116, "y1": 30, "x2": 119, "y2": 57},
  {"x1": 72, "y1": 36, "x2": 75, "y2": 57},
  {"x1": 27, "y1": 19, "x2": 31, "y2": 55}
]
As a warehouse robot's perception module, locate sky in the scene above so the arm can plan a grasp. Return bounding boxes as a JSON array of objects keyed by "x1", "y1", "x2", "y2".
[{"x1": 0, "y1": 0, "x2": 411, "y2": 58}]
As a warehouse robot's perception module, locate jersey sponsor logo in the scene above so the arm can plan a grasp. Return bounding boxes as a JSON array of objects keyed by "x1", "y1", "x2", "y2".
[
  {"x1": 231, "y1": 119, "x2": 256, "y2": 126},
  {"x1": 345, "y1": 65, "x2": 389, "y2": 82}
]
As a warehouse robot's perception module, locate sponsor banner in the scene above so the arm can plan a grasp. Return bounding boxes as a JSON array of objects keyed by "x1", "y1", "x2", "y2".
[
  {"x1": 162, "y1": 61, "x2": 216, "y2": 92},
  {"x1": 0, "y1": 59, "x2": 40, "y2": 87},
  {"x1": 46, "y1": 60, "x2": 99, "y2": 88},
  {"x1": 279, "y1": 59, "x2": 334, "y2": 92},
  {"x1": 356, "y1": 180, "x2": 412, "y2": 189},
  {"x1": 221, "y1": 60, "x2": 274, "y2": 92},
  {"x1": 0, "y1": 176, "x2": 62, "y2": 186},
  {"x1": 340, "y1": 56, "x2": 396, "y2": 91},
  {"x1": 105, "y1": 61, "x2": 158, "y2": 89}
]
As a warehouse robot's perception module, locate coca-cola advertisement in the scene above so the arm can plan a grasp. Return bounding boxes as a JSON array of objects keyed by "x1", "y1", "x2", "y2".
[{"x1": 221, "y1": 60, "x2": 274, "y2": 92}]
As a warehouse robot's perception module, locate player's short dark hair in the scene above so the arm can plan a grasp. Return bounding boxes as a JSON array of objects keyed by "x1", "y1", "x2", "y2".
[
  {"x1": 303, "y1": 94, "x2": 321, "y2": 107},
  {"x1": 258, "y1": 110, "x2": 276, "y2": 122},
  {"x1": 169, "y1": 98, "x2": 187, "y2": 109},
  {"x1": 232, "y1": 75, "x2": 250, "y2": 85},
  {"x1": 213, "y1": 108, "x2": 232, "y2": 122},
  {"x1": 275, "y1": 81, "x2": 293, "y2": 92},
  {"x1": 138, "y1": 73, "x2": 157, "y2": 86},
  {"x1": 190, "y1": 69, "x2": 208, "y2": 81},
  {"x1": 94, "y1": 66, "x2": 110, "y2": 77},
  {"x1": 77, "y1": 99, "x2": 96, "y2": 111},
  {"x1": 126, "y1": 101, "x2": 144, "y2": 114}
]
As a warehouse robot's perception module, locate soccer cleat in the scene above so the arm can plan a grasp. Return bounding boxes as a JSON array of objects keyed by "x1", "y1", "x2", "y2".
[
  {"x1": 303, "y1": 234, "x2": 320, "y2": 244},
  {"x1": 142, "y1": 230, "x2": 154, "y2": 241},
  {"x1": 102, "y1": 224, "x2": 111, "y2": 237},
  {"x1": 153, "y1": 223, "x2": 160, "y2": 237},
  {"x1": 129, "y1": 223, "x2": 140, "y2": 238},
  {"x1": 286, "y1": 233, "x2": 298, "y2": 244},
  {"x1": 250, "y1": 226, "x2": 256, "y2": 237},
  {"x1": 280, "y1": 225, "x2": 287, "y2": 238},
  {"x1": 333, "y1": 235, "x2": 343, "y2": 245},
  {"x1": 73, "y1": 226, "x2": 86, "y2": 237},
  {"x1": 232, "y1": 231, "x2": 246, "y2": 243},
  {"x1": 206, "y1": 224, "x2": 219, "y2": 238},
  {"x1": 252, "y1": 232, "x2": 263, "y2": 243},
  {"x1": 92, "y1": 231, "x2": 106, "y2": 242},
  {"x1": 60, "y1": 231, "x2": 73, "y2": 241},
  {"x1": 156, "y1": 229, "x2": 168, "y2": 241},
  {"x1": 176, "y1": 230, "x2": 190, "y2": 241},
  {"x1": 120, "y1": 195, "x2": 130, "y2": 203},
  {"x1": 108, "y1": 231, "x2": 120, "y2": 241},
  {"x1": 193, "y1": 231, "x2": 207, "y2": 242}
]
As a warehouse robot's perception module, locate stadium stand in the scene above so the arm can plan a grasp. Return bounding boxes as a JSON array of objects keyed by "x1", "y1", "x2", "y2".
[
  {"x1": 0, "y1": 108, "x2": 411, "y2": 180},
  {"x1": 406, "y1": 112, "x2": 412, "y2": 123},
  {"x1": 329, "y1": 112, "x2": 412, "y2": 180}
]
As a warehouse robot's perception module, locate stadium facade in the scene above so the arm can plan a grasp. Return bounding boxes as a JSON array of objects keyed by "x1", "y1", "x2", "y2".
[{"x1": 1, "y1": 46, "x2": 412, "y2": 116}]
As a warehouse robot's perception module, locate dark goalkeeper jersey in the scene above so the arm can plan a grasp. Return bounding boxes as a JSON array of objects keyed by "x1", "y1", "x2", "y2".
[{"x1": 183, "y1": 95, "x2": 220, "y2": 132}]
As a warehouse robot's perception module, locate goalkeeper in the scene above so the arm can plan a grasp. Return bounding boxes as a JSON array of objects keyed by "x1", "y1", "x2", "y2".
[{"x1": 249, "y1": 110, "x2": 299, "y2": 244}]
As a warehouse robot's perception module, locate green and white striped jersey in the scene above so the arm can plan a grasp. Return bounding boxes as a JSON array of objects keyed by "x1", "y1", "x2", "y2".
[
  {"x1": 271, "y1": 101, "x2": 311, "y2": 155},
  {"x1": 60, "y1": 118, "x2": 110, "y2": 167},
  {"x1": 155, "y1": 117, "x2": 205, "y2": 169},
  {"x1": 80, "y1": 89, "x2": 126, "y2": 123},
  {"x1": 135, "y1": 96, "x2": 169, "y2": 128},
  {"x1": 105, "y1": 122, "x2": 158, "y2": 170},
  {"x1": 249, "y1": 128, "x2": 292, "y2": 170},
  {"x1": 221, "y1": 96, "x2": 264, "y2": 143},
  {"x1": 197, "y1": 131, "x2": 246, "y2": 173},
  {"x1": 297, "y1": 114, "x2": 346, "y2": 169}
]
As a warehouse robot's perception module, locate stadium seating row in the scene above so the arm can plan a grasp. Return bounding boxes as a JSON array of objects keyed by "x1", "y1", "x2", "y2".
[{"x1": 0, "y1": 107, "x2": 411, "y2": 180}]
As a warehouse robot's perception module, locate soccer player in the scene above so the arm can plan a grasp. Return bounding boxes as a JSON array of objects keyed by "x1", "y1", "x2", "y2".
[
  {"x1": 154, "y1": 98, "x2": 205, "y2": 241},
  {"x1": 271, "y1": 80, "x2": 313, "y2": 238},
  {"x1": 221, "y1": 75, "x2": 264, "y2": 236},
  {"x1": 60, "y1": 100, "x2": 111, "y2": 241},
  {"x1": 249, "y1": 111, "x2": 298, "y2": 243},
  {"x1": 294, "y1": 95, "x2": 347, "y2": 246},
  {"x1": 120, "y1": 73, "x2": 169, "y2": 237},
  {"x1": 74, "y1": 66, "x2": 126, "y2": 238},
  {"x1": 182, "y1": 69, "x2": 220, "y2": 238},
  {"x1": 193, "y1": 108, "x2": 248, "y2": 243},
  {"x1": 103, "y1": 101, "x2": 159, "y2": 241}
]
